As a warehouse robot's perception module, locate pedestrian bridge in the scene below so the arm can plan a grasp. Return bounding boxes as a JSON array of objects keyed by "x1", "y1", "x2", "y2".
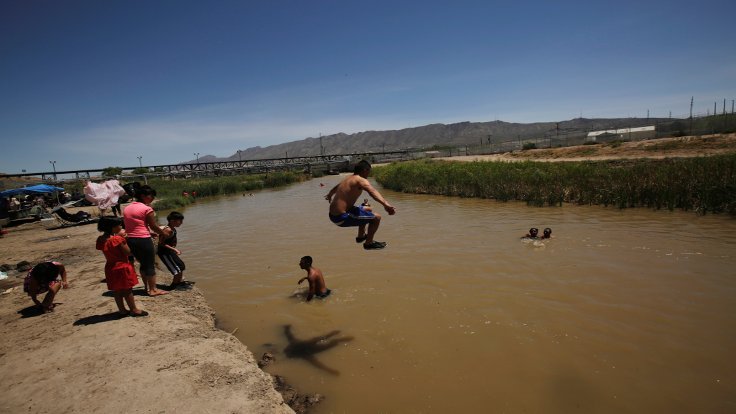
[{"x1": 3, "y1": 150, "x2": 412, "y2": 181}]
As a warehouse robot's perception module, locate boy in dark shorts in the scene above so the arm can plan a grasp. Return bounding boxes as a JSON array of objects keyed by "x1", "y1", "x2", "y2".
[
  {"x1": 325, "y1": 160, "x2": 396, "y2": 250},
  {"x1": 157, "y1": 211, "x2": 192, "y2": 290}
]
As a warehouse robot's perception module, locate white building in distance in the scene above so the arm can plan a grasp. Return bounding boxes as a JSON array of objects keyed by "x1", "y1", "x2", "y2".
[{"x1": 587, "y1": 126, "x2": 656, "y2": 142}]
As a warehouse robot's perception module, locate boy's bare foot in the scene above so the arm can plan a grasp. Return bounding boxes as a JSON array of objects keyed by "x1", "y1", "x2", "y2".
[
  {"x1": 363, "y1": 240, "x2": 387, "y2": 250},
  {"x1": 148, "y1": 290, "x2": 169, "y2": 296},
  {"x1": 130, "y1": 310, "x2": 149, "y2": 317}
]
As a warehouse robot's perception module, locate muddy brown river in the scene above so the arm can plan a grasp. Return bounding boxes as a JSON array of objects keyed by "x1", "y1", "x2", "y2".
[{"x1": 175, "y1": 175, "x2": 736, "y2": 413}]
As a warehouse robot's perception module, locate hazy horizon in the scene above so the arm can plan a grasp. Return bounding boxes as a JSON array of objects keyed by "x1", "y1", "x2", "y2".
[{"x1": 1, "y1": 1, "x2": 734, "y2": 173}]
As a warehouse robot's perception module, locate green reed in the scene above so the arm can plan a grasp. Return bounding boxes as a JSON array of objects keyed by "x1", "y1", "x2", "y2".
[
  {"x1": 142, "y1": 171, "x2": 304, "y2": 210},
  {"x1": 373, "y1": 154, "x2": 736, "y2": 215}
]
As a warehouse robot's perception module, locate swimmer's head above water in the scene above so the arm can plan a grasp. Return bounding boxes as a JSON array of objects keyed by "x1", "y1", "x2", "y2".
[
  {"x1": 542, "y1": 228, "x2": 552, "y2": 238},
  {"x1": 528, "y1": 228, "x2": 539, "y2": 238}
]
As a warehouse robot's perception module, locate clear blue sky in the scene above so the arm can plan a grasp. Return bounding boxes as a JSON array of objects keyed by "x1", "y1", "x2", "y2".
[{"x1": 1, "y1": 0, "x2": 734, "y2": 173}]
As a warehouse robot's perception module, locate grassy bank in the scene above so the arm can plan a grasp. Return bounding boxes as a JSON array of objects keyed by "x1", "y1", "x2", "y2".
[
  {"x1": 143, "y1": 171, "x2": 305, "y2": 210},
  {"x1": 373, "y1": 154, "x2": 736, "y2": 215}
]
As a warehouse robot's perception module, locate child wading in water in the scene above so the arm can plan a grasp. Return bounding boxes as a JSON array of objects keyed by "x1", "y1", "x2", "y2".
[
  {"x1": 157, "y1": 211, "x2": 191, "y2": 290},
  {"x1": 298, "y1": 256, "x2": 330, "y2": 301},
  {"x1": 96, "y1": 216, "x2": 148, "y2": 317}
]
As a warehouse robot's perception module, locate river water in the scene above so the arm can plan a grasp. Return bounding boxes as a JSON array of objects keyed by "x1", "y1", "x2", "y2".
[{"x1": 176, "y1": 175, "x2": 736, "y2": 413}]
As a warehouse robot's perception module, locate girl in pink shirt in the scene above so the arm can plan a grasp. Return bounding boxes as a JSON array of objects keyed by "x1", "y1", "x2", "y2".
[{"x1": 122, "y1": 185, "x2": 168, "y2": 296}]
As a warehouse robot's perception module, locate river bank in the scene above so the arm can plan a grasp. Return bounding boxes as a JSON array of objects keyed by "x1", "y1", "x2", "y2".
[{"x1": 0, "y1": 210, "x2": 295, "y2": 414}]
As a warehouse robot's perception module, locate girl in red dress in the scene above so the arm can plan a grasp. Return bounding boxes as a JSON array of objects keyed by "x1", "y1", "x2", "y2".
[{"x1": 96, "y1": 217, "x2": 148, "y2": 317}]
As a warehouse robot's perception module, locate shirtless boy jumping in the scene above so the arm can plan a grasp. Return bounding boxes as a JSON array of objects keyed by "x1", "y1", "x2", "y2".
[
  {"x1": 298, "y1": 256, "x2": 330, "y2": 301},
  {"x1": 325, "y1": 160, "x2": 396, "y2": 250}
]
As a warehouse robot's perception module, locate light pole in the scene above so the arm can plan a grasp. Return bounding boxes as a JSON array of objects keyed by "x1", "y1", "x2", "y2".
[
  {"x1": 137, "y1": 156, "x2": 143, "y2": 168},
  {"x1": 49, "y1": 160, "x2": 57, "y2": 180},
  {"x1": 194, "y1": 153, "x2": 200, "y2": 163},
  {"x1": 237, "y1": 150, "x2": 241, "y2": 162}
]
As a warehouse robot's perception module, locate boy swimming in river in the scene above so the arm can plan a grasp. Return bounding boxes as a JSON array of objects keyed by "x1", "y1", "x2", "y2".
[
  {"x1": 522, "y1": 228, "x2": 539, "y2": 239},
  {"x1": 297, "y1": 256, "x2": 330, "y2": 301}
]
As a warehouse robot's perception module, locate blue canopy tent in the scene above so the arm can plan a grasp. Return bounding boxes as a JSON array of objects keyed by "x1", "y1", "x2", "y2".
[
  {"x1": 1, "y1": 184, "x2": 67, "y2": 227},
  {"x1": 0, "y1": 184, "x2": 64, "y2": 198}
]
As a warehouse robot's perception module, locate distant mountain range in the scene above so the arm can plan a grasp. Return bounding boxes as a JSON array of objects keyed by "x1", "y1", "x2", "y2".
[{"x1": 188, "y1": 117, "x2": 673, "y2": 163}]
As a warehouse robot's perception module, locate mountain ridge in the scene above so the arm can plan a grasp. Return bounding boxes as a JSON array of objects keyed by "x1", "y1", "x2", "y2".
[{"x1": 190, "y1": 117, "x2": 673, "y2": 162}]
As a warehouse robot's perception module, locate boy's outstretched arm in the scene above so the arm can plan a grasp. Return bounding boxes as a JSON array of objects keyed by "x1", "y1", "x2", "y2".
[{"x1": 361, "y1": 179, "x2": 396, "y2": 215}]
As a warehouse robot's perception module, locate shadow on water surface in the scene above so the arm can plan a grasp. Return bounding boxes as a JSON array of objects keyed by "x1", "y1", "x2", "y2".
[{"x1": 283, "y1": 324, "x2": 354, "y2": 376}]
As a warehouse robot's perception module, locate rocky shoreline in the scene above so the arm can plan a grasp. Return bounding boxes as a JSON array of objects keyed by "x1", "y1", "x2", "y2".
[{"x1": 0, "y1": 216, "x2": 314, "y2": 413}]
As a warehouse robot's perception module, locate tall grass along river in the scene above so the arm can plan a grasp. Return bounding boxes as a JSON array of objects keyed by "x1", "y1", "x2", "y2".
[{"x1": 373, "y1": 155, "x2": 736, "y2": 215}]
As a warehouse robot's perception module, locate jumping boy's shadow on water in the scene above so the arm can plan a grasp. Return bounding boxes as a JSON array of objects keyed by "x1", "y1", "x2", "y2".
[{"x1": 283, "y1": 324, "x2": 354, "y2": 376}]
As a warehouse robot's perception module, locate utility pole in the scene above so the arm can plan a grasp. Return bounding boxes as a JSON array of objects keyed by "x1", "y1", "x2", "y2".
[
  {"x1": 724, "y1": 99, "x2": 728, "y2": 130},
  {"x1": 689, "y1": 96, "x2": 694, "y2": 135},
  {"x1": 194, "y1": 153, "x2": 200, "y2": 163},
  {"x1": 237, "y1": 150, "x2": 241, "y2": 162},
  {"x1": 137, "y1": 156, "x2": 143, "y2": 168},
  {"x1": 319, "y1": 134, "x2": 324, "y2": 156},
  {"x1": 49, "y1": 160, "x2": 57, "y2": 180},
  {"x1": 557, "y1": 122, "x2": 565, "y2": 147}
]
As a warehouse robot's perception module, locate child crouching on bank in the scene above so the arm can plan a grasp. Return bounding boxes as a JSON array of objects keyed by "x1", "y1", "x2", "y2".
[
  {"x1": 24, "y1": 261, "x2": 69, "y2": 313},
  {"x1": 157, "y1": 211, "x2": 192, "y2": 290}
]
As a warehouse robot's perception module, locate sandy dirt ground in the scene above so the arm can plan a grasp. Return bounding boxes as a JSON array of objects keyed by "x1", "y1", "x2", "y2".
[
  {"x1": 0, "y1": 209, "x2": 294, "y2": 414},
  {"x1": 437, "y1": 133, "x2": 736, "y2": 162}
]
